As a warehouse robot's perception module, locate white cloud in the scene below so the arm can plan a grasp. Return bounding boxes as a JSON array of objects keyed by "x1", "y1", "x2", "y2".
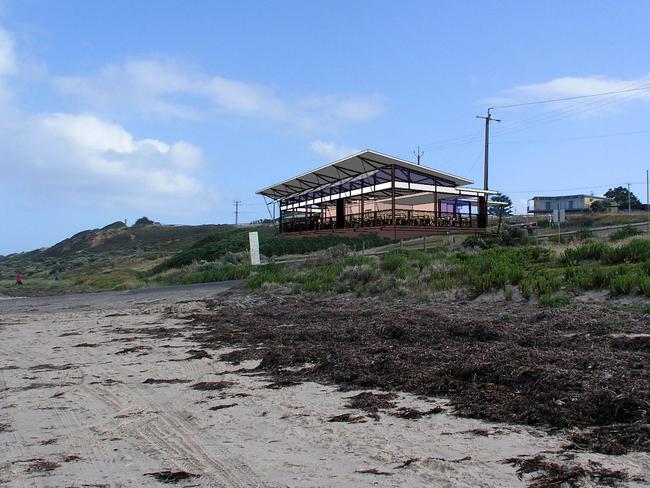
[
  {"x1": 52, "y1": 58, "x2": 386, "y2": 129},
  {"x1": 309, "y1": 140, "x2": 360, "y2": 161},
  {"x1": 484, "y1": 74, "x2": 650, "y2": 117},
  {"x1": 0, "y1": 25, "x2": 213, "y2": 216},
  {"x1": 0, "y1": 111, "x2": 210, "y2": 213},
  {"x1": 0, "y1": 26, "x2": 14, "y2": 75},
  {"x1": 0, "y1": 26, "x2": 15, "y2": 103}
]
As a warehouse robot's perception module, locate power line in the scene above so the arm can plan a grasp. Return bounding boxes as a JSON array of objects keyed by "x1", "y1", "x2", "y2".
[
  {"x1": 500, "y1": 181, "x2": 646, "y2": 194},
  {"x1": 493, "y1": 128, "x2": 650, "y2": 144},
  {"x1": 417, "y1": 76, "x2": 650, "y2": 154},
  {"x1": 489, "y1": 84, "x2": 650, "y2": 110},
  {"x1": 489, "y1": 75, "x2": 650, "y2": 139}
]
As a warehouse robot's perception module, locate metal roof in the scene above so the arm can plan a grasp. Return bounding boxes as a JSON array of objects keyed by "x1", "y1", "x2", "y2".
[
  {"x1": 256, "y1": 149, "x2": 474, "y2": 200},
  {"x1": 532, "y1": 194, "x2": 607, "y2": 200}
]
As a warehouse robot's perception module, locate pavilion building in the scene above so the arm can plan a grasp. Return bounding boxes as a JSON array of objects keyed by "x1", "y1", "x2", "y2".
[{"x1": 257, "y1": 150, "x2": 497, "y2": 239}]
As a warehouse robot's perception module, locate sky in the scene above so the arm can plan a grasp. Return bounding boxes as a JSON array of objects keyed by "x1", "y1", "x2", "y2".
[{"x1": 1, "y1": 0, "x2": 650, "y2": 254}]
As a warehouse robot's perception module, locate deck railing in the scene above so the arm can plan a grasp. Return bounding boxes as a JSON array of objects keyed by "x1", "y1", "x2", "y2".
[{"x1": 280, "y1": 209, "x2": 477, "y2": 233}]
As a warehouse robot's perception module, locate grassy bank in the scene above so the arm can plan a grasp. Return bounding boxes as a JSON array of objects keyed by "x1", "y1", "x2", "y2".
[{"x1": 243, "y1": 238, "x2": 650, "y2": 305}]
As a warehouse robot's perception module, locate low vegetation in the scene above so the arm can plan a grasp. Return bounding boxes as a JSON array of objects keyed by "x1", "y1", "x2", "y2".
[
  {"x1": 3, "y1": 215, "x2": 650, "y2": 303},
  {"x1": 152, "y1": 228, "x2": 391, "y2": 273},
  {"x1": 245, "y1": 238, "x2": 650, "y2": 303},
  {"x1": 609, "y1": 224, "x2": 642, "y2": 241}
]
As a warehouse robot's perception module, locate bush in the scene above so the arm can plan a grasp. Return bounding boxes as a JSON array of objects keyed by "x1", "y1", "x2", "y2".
[
  {"x1": 462, "y1": 234, "x2": 497, "y2": 249},
  {"x1": 381, "y1": 251, "x2": 408, "y2": 273},
  {"x1": 247, "y1": 264, "x2": 295, "y2": 289},
  {"x1": 603, "y1": 239, "x2": 650, "y2": 264},
  {"x1": 456, "y1": 247, "x2": 546, "y2": 297},
  {"x1": 564, "y1": 265, "x2": 612, "y2": 291},
  {"x1": 561, "y1": 242, "x2": 608, "y2": 265},
  {"x1": 609, "y1": 272, "x2": 637, "y2": 296},
  {"x1": 519, "y1": 268, "x2": 562, "y2": 299},
  {"x1": 539, "y1": 294, "x2": 572, "y2": 308},
  {"x1": 609, "y1": 225, "x2": 642, "y2": 241},
  {"x1": 638, "y1": 275, "x2": 650, "y2": 297},
  {"x1": 165, "y1": 264, "x2": 252, "y2": 285}
]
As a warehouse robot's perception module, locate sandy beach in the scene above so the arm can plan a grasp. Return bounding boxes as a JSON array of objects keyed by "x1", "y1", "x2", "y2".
[{"x1": 1, "y1": 284, "x2": 648, "y2": 487}]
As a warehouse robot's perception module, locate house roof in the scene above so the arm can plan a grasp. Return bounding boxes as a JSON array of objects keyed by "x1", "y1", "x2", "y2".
[
  {"x1": 533, "y1": 194, "x2": 608, "y2": 200},
  {"x1": 256, "y1": 149, "x2": 474, "y2": 200}
]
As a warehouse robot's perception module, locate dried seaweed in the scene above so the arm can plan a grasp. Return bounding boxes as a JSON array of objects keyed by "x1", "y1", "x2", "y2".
[
  {"x1": 188, "y1": 295, "x2": 650, "y2": 454},
  {"x1": 143, "y1": 378, "x2": 191, "y2": 384},
  {"x1": 503, "y1": 454, "x2": 636, "y2": 487},
  {"x1": 191, "y1": 381, "x2": 235, "y2": 391},
  {"x1": 144, "y1": 470, "x2": 199, "y2": 483}
]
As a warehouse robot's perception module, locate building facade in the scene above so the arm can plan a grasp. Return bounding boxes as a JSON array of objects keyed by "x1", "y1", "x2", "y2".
[{"x1": 528, "y1": 194, "x2": 613, "y2": 214}]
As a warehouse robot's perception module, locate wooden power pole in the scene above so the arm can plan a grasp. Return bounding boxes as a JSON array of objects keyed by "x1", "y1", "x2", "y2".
[{"x1": 476, "y1": 108, "x2": 501, "y2": 191}]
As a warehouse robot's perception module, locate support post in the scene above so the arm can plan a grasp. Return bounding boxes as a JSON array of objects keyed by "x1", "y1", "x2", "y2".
[
  {"x1": 434, "y1": 185, "x2": 438, "y2": 225},
  {"x1": 477, "y1": 196, "x2": 487, "y2": 228},
  {"x1": 391, "y1": 164, "x2": 396, "y2": 240},
  {"x1": 360, "y1": 191, "x2": 365, "y2": 227}
]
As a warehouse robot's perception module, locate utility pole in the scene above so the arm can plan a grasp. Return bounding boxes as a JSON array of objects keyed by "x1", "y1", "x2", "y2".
[
  {"x1": 413, "y1": 146, "x2": 424, "y2": 165},
  {"x1": 646, "y1": 170, "x2": 649, "y2": 231},
  {"x1": 476, "y1": 108, "x2": 501, "y2": 190},
  {"x1": 233, "y1": 200, "x2": 241, "y2": 224},
  {"x1": 626, "y1": 183, "x2": 631, "y2": 212},
  {"x1": 645, "y1": 169, "x2": 650, "y2": 232}
]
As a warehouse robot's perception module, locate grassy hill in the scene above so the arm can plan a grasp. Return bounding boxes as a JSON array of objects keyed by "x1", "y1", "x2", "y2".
[
  {"x1": 0, "y1": 221, "x2": 233, "y2": 295},
  {"x1": 0, "y1": 221, "x2": 391, "y2": 295}
]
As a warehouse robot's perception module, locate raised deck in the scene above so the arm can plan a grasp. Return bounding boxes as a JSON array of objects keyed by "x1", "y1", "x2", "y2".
[{"x1": 284, "y1": 225, "x2": 486, "y2": 240}]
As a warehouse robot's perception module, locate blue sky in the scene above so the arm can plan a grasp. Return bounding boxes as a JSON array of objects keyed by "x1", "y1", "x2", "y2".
[{"x1": 1, "y1": 1, "x2": 650, "y2": 254}]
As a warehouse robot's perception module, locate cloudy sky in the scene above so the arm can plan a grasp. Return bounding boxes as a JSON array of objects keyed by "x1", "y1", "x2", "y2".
[{"x1": 1, "y1": 1, "x2": 650, "y2": 254}]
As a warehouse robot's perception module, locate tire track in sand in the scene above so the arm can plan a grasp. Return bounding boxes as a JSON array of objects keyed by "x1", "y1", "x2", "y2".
[{"x1": 82, "y1": 381, "x2": 268, "y2": 488}]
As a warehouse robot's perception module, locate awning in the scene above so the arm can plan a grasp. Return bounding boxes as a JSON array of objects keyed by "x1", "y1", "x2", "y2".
[{"x1": 256, "y1": 149, "x2": 474, "y2": 200}]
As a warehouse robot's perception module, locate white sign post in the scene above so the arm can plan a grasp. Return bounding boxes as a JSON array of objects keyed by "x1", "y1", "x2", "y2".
[
  {"x1": 552, "y1": 205, "x2": 565, "y2": 243},
  {"x1": 249, "y1": 231, "x2": 261, "y2": 266}
]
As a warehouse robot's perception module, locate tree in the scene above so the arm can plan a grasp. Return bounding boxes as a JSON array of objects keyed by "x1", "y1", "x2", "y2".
[
  {"x1": 488, "y1": 193, "x2": 513, "y2": 216},
  {"x1": 133, "y1": 216, "x2": 154, "y2": 226},
  {"x1": 604, "y1": 186, "x2": 642, "y2": 210},
  {"x1": 590, "y1": 200, "x2": 609, "y2": 213}
]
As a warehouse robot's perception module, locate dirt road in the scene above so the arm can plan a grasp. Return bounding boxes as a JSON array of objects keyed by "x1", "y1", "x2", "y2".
[{"x1": 0, "y1": 285, "x2": 648, "y2": 487}]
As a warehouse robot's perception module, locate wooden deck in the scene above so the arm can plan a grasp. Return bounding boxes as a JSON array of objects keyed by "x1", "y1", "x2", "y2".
[{"x1": 282, "y1": 225, "x2": 486, "y2": 240}]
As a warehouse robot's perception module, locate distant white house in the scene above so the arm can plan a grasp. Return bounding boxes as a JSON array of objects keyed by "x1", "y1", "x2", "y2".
[{"x1": 528, "y1": 194, "x2": 615, "y2": 214}]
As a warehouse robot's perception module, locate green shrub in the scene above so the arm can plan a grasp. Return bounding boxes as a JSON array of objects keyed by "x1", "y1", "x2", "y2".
[
  {"x1": 564, "y1": 265, "x2": 612, "y2": 291},
  {"x1": 641, "y1": 259, "x2": 650, "y2": 275},
  {"x1": 167, "y1": 264, "x2": 252, "y2": 285},
  {"x1": 609, "y1": 225, "x2": 642, "y2": 241},
  {"x1": 638, "y1": 275, "x2": 650, "y2": 297},
  {"x1": 603, "y1": 239, "x2": 650, "y2": 264},
  {"x1": 247, "y1": 264, "x2": 295, "y2": 289},
  {"x1": 609, "y1": 272, "x2": 637, "y2": 295},
  {"x1": 539, "y1": 294, "x2": 571, "y2": 308},
  {"x1": 519, "y1": 268, "x2": 562, "y2": 299},
  {"x1": 455, "y1": 246, "x2": 551, "y2": 297},
  {"x1": 381, "y1": 251, "x2": 408, "y2": 273},
  {"x1": 561, "y1": 242, "x2": 608, "y2": 265},
  {"x1": 462, "y1": 234, "x2": 496, "y2": 249}
]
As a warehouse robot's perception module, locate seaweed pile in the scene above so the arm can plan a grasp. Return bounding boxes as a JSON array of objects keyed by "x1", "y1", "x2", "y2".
[{"x1": 189, "y1": 294, "x2": 650, "y2": 454}]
